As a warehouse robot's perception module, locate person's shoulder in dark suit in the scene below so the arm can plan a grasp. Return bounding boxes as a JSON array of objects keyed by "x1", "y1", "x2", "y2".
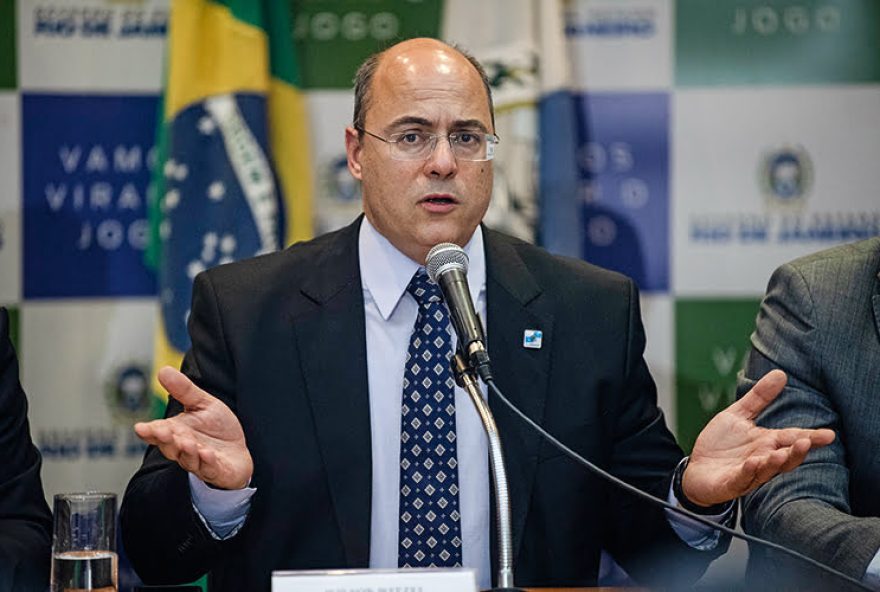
[
  {"x1": 0, "y1": 307, "x2": 52, "y2": 592},
  {"x1": 485, "y1": 225, "x2": 635, "y2": 290}
]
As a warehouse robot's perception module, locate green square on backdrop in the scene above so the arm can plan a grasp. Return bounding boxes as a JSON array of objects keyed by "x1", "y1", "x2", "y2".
[
  {"x1": 0, "y1": 0, "x2": 16, "y2": 89},
  {"x1": 676, "y1": 0, "x2": 880, "y2": 86},
  {"x1": 290, "y1": 0, "x2": 443, "y2": 89},
  {"x1": 675, "y1": 298, "x2": 761, "y2": 452},
  {"x1": 6, "y1": 306, "x2": 19, "y2": 351}
]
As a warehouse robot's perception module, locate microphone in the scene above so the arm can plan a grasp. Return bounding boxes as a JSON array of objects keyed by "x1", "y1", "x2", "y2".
[{"x1": 425, "y1": 243, "x2": 493, "y2": 382}]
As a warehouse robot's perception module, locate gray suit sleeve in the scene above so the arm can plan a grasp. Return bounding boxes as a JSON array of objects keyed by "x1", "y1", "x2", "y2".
[{"x1": 740, "y1": 261, "x2": 880, "y2": 584}]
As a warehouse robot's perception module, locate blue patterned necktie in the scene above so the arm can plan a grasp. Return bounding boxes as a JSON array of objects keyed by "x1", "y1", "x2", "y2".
[{"x1": 398, "y1": 270, "x2": 463, "y2": 568}]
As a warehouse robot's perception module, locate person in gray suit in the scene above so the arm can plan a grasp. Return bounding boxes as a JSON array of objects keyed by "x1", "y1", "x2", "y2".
[{"x1": 740, "y1": 237, "x2": 880, "y2": 590}]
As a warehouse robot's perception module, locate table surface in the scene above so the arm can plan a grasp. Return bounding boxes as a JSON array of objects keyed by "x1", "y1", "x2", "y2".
[
  {"x1": 526, "y1": 586, "x2": 647, "y2": 592},
  {"x1": 525, "y1": 588, "x2": 645, "y2": 591}
]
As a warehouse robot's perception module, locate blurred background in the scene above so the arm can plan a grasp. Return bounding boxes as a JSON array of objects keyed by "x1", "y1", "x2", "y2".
[{"x1": 1, "y1": 0, "x2": 878, "y2": 588}]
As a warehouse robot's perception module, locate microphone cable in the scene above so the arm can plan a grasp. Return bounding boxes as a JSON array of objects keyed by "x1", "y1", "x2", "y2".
[{"x1": 483, "y1": 377, "x2": 873, "y2": 592}]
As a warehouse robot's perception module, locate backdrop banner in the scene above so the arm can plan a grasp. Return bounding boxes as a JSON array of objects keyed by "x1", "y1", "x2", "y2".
[{"x1": 3, "y1": 1, "x2": 879, "y2": 589}]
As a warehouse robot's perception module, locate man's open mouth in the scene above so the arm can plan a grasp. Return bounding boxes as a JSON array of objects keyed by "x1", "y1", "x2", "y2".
[{"x1": 422, "y1": 195, "x2": 457, "y2": 205}]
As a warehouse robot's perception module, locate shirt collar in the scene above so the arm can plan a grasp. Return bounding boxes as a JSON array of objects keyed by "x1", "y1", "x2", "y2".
[{"x1": 359, "y1": 217, "x2": 486, "y2": 321}]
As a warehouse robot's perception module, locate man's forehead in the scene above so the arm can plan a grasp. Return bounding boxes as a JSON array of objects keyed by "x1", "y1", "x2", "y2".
[
  {"x1": 372, "y1": 50, "x2": 487, "y2": 106},
  {"x1": 378, "y1": 45, "x2": 474, "y2": 85},
  {"x1": 381, "y1": 38, "x2": 460, "y2": 67}
]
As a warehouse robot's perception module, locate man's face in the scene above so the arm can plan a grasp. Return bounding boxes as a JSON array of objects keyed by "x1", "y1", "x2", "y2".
[{"x1": 345, "y1": 39, "x2": 494, "y2": 264}]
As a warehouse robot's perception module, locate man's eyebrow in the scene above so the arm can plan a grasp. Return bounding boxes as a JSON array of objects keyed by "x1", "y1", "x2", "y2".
[
  {"x1": 452, "y1": 119, "x2": 490, "y2": 133},
  {"x1": 386, "y1": 116, "x2": 433, "y2": 129}
]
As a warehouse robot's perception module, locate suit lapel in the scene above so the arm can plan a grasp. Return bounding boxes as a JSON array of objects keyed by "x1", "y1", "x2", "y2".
[
  {"x1": 484, "y1": 229, "x2": 554, "y2": 562},
  {"x1": 292, "y1": 219, "x2": 372, "y2": 567}
]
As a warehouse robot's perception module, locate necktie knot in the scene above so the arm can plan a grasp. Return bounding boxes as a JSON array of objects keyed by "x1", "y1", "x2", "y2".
[{"x1": 407, "y1": 270, "x2": 443, "y2": 307}]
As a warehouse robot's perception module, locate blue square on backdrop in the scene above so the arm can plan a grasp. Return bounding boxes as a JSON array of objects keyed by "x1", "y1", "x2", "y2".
[
  {"x1": 23, "y1": 94, "x2": 158, "y2": 298},
  {"x1": 574, "y1": 92, "x2": 669, "y2": 292}
]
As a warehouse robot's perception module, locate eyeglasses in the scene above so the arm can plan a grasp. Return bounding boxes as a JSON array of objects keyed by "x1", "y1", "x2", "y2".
[{"x1": 356, "y1": 127, "x2": 500, "y2": 162}]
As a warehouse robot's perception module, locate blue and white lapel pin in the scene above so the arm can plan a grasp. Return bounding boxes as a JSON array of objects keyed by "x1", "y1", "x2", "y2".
[{"x1": 522, "y1": 329, "x2": 543, "y2": 349}]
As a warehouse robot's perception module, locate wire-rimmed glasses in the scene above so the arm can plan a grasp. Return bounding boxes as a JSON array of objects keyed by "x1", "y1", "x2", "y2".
[{"x1": 357, "y1": 127, "x2": 500, "y2": 162}]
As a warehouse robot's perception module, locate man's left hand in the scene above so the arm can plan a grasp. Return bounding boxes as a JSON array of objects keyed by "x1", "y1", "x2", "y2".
[{"x1": 682, "y1": 369, "x2": 835, "y2": 507}]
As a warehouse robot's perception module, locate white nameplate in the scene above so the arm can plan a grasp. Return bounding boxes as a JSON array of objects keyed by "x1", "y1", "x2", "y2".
[{"x1": 272, "y1": 567, "x2": 477, "y2": 592}]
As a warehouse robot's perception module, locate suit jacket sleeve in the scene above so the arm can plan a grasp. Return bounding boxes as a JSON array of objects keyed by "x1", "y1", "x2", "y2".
[
  {"x1": 602, "y1": 280, "x2": 728, "y2": 585},
  {"x1": 740, "y1": 261, "x2": 880, "y2": 584},
  {"x1": 0, "y1": 308, "x2": 52, "y2": 592},
  {"x1": 120, "y1": 271, "x2": 246, "y2": 585}
]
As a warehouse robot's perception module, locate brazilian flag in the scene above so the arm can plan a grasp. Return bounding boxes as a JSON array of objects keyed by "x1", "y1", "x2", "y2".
[{"x1": 147, "y1": 0, "x2": 313, "y2": 413}]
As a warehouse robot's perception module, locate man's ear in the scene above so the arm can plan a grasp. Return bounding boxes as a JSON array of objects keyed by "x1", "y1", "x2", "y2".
[{"x1": 345, "y1": 126, "x2": 363, "y2": 180}]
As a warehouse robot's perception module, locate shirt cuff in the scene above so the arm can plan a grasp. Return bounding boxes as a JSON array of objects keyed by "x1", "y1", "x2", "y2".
[
  {"x1": 863, "y1": 547, "x2": 880, "y2": 589},
  {"x1": 665, "y1": 480, "x2": 734, "y2": 551},
  {"x1": 188, "y1": 472, "x2": 256, "y2": 540}
]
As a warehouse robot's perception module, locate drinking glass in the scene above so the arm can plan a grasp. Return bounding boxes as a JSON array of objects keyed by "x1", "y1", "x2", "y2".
[{"x1": 51, "y1": 492, "x2": 118, "y2": 592}]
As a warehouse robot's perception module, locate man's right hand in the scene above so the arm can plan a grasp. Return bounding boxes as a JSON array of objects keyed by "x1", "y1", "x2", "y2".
[{"x1": 134, "y1": 366, "x2": 253, "y2": 490}]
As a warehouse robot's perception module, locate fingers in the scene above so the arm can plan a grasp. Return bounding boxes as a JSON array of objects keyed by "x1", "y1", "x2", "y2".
[
  {"x1": 739, "y1": 438, "x2": 815, "y2": 493},
  {"x1": 176, "y1": 436, "x2": 202, "y2": 474},
  {"x1": 771, "y1": 427, "x2": 836, "y2": 448},
  {"x1": 134, "y1": 418, "x2": 184, "y2": 460},
  {"x1": 198, "y1": 449, "x2": 223, "y2": 485},
  {"x1": 778, "y1": 438, "x2": 812, "y2": 473},
  {"x1": 740, "y1": 449, "x2": 786, "y2": 491},
  {"x1": 811, "y1": 428, "x2": 836, "y2": 446},
  {"x1": 157, "y1": 366, "x2": 211, "y2": 409},
  {"x1": 727, "y1": 369, "x2": 787, "y2": 419},
  {"x1": 133, "y1": 418, "x2": 172, "y2": 446},
  {"x1": 134, "y1": 419, "x2": 216, "y2": 480},
  {"x1": 733, "y1": 427, "x2": 835, "y2": 495}
]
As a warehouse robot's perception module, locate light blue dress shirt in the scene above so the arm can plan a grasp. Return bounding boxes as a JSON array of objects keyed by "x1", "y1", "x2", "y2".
[{"x1": 188, "y1": 218, "x2": 729, "y2": 589}]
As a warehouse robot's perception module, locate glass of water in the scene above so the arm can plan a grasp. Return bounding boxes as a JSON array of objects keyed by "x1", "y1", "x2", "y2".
[{"x1": 51, "y1": 492, "x2": 117, "y2": 592}]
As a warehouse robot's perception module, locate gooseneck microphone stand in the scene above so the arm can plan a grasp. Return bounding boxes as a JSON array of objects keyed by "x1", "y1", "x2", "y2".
[{"x1": 452, "y1": 353, "x2": 523, "y2": 592}]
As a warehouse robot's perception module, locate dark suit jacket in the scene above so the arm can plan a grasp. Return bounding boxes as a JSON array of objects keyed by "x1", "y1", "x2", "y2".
[
  {"x1": 121, "y1": 219, "x2": 718, "y2": 591},
  {"x1": 740, "y1": 238, "x2": 880, "y2": 591},
  {"x1": 0, "y1": 308, "x2": 52, "y2": 591}
]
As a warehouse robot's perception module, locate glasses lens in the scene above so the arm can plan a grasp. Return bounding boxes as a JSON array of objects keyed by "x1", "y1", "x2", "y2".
[
  {"x1": 389, "y1": 132, "x2": 434, "y2": 160},
  {"x1": 450, "y1": 133, "x2": 487, "y2": 160}
]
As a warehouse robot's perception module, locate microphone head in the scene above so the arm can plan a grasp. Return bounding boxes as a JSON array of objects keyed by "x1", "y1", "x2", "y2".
[{"x1": 425, "y1": 243, "x2": 468, "y2": 283}]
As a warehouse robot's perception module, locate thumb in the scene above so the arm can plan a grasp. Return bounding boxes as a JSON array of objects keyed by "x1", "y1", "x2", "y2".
[
  {"x1": 728, "y1": 369, "x2": 787, "y2": 420},
  {"x1": 157, "y1": 366, "x2": 211, "y2": 409}
]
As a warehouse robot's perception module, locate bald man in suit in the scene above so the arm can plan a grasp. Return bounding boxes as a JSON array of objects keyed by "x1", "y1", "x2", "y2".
[{"x1": 122, "y1": 39, "x2": 835, "y2": 591}]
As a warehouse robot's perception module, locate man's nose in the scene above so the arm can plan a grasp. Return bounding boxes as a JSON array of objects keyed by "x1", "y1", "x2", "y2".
[{"x1": 424, "y1": 136, "x2": 458, "y2": 178}]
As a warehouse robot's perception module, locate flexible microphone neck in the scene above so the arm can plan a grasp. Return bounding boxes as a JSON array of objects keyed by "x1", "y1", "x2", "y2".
[{"x1": 452, "y1": 355, "x2": 520, "y2": 591}]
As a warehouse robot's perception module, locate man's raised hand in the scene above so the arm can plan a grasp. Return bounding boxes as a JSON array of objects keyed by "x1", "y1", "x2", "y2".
[
  {"x1": 134, "y1": 366, "x2": 253, "y2": 490},
  {"x1": 682, "y1": 369, "x2": 835, "y2": 507}
]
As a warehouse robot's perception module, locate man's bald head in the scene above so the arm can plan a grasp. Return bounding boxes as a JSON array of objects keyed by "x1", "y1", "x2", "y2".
[{"x1": 352, "y1": 38, "x2": 495, "y2": 134}]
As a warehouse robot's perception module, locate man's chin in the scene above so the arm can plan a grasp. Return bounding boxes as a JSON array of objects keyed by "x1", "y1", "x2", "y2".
[
  {"x1": 419, "y1": 235, "x2": 463, "y2": 256},
  {"x1": 419, "y1": 222, "x2": 478, "y2": 250}
]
